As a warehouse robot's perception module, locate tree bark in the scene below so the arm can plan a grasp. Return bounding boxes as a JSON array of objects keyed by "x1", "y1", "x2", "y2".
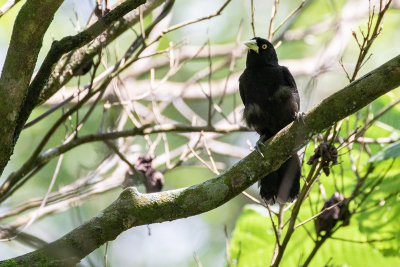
[
  {"x1": 0, "y1": 0, "x2": 64, "y2": 176},
  {"x1": 1, "y1": 55, "x2": 399, "y2": 266},
  {"x1": 0, "y1": 0, "x2": 148, "y2": 177}
]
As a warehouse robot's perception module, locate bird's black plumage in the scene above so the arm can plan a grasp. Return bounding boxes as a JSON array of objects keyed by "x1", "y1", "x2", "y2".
[{"x1": 239, "y1": 37, "x2": 301, "y2": 204}]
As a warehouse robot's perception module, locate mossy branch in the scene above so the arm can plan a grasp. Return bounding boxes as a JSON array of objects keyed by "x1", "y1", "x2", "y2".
[
  {"x1": 0, "y1": 0, "x2": 147, "y2": 178},
  {"x1": 1, "y1": 55, "x2": 399, "y2": 266},
  {"x1": 0, "y1": 0, "x2": 64, "y2": 176}
]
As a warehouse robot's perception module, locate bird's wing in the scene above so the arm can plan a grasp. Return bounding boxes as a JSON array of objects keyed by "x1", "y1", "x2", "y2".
[
  {"x1": 239, "y1": 74, "x2": 246, "y2": 105},
  {"x1": 281, "y1": 66, "x2": 300, "y2": 110},
  {"x1": 281, "y1": 66, "x2": 297, "y2": 90}
]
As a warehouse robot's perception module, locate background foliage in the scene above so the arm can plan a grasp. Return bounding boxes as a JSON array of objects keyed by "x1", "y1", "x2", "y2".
[{"x1": 0, "y1": 0, "x2": 399, "y2": 266}]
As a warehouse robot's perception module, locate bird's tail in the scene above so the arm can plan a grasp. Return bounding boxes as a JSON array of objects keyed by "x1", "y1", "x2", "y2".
[{"x1": 259, "y1": 154, "x2": 301, "y2": 205}]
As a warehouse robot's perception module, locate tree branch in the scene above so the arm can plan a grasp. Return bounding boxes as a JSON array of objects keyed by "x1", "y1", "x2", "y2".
[
  {"x1": 38, "y1": 0, "x2": 169, "y2": 105},
  {"x1": 5, "y1": 0, "x2": 147, "y2": 178},
  {"x1": 1, "y1": 55, "x2": 400, "y2": 266},
  {"x1": 0, "y1": 0, "x2": 64, "y2": 175}
]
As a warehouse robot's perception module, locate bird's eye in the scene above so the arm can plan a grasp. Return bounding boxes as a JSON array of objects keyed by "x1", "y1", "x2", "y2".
[{"x1": 261, "y1": 44, "x2": 268, "y2": 49}]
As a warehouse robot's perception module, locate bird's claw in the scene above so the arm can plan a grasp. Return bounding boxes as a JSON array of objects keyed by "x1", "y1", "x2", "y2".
[
  {"x1": 295, "y1": 112, "x2": 305, "y2": 124},
  {"x1": 255, "y1": 139, "x2": 265, "y2": 157}
]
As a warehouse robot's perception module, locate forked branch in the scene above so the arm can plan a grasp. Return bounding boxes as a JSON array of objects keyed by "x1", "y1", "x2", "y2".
[{"x1": 2, "y1": 54, "x2": 399, "y2": 267}]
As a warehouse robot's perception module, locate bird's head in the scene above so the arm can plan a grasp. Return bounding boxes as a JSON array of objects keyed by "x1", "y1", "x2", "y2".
[{"x1": 244, "y1": 37, "x2": 278, "y2": 67}]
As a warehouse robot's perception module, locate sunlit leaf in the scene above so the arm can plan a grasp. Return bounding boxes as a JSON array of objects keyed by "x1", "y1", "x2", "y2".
[
  {"x1": 368, "y1": 141, "x2": 400, "y2": 162},
  {"x1": 229, "y1": 199, "x2": 400, "y2": 267}
]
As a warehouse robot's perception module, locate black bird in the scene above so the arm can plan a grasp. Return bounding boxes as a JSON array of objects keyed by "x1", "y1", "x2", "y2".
[{"x1": 239, "y1": 37, "x2": 301, "y2": 205}]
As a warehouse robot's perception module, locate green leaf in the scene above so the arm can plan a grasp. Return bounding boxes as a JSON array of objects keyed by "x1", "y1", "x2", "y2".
[
  {"x1": 228, "y1": 205, "x2": 275, "y2": 267},
  {"x1": 368, "y1": 141, "x2": 400, "y2": 162},
  {"x1": 229, "y1": 202, "x2": 400, "y2": 266}
]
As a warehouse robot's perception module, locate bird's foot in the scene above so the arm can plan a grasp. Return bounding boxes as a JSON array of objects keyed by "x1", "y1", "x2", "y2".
[
  {"x1": 254, "y1": 139, "x2": 266, "y2": 157},
  {"x1": 295, "y1": 112, "x2": 306, "y2": 124}
]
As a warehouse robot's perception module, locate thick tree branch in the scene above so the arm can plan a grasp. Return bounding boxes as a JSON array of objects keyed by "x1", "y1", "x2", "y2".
[
  {"x1": 0, "y1": 124, "x2": 248, "y2": 203},
  {"x1": 1, "y1": 55, "x2": 399, "y2": 266},
  {"x1": 0, "y1": 0, "x2": 146, "y2": 178},
  {"x1": 0, "y1": 0, "x2": 64, "y2": 176},
  {"x1": 0, "y1": 0, "x2": 151, "y2": 177}
]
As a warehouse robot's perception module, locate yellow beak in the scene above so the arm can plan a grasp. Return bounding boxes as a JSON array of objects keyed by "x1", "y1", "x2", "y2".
[{"x1": 244, "y1": 39, "x2": 259, "y2": 53}]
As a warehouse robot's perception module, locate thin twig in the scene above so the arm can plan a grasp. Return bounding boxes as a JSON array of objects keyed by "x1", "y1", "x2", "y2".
[
  {"x1": 250, "y1": 0, "x2": 256, "y2": 37},
  {"x1": 193, "y1": 252, "x2": 203, "y2": 267},
  {"x1": 0, "y1": 0, "x2": 22, "y2": 17},
  {"x1": 224, "y1": 225, "x2": 231, "y2": 266},
  {"x1": 272, "y1": 0, "x2": 306, "y2": 36},
  {"x1": 294, "y1": 200, "x2": 344, "y2": 229},
  {"x1": 268, "y1": 0, "x2": 280, "y2": 41}
]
